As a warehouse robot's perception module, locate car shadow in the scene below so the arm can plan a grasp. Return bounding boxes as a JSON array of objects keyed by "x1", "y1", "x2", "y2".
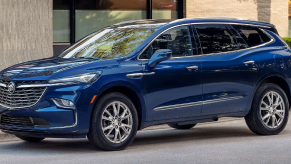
[{"x1": 0, "y1": 124, "x2": 277, "y2": 154}]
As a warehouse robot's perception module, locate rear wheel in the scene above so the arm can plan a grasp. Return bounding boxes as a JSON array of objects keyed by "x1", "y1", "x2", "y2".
[
  {"x1": 15, "y1": 135, "x2": 44, "y2": 142},
  {"x1": 245, "y1": 83, "x2": 289, "y2": 135},
  {"x1": 88, "y1": 92, "x2": 138, "y2": 151},
  {"x1": 168, "y1": 123, "x2": 196, "y2": 129}
]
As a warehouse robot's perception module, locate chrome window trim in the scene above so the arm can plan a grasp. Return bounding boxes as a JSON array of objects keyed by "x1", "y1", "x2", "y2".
[
  {"x1": 137, "y1": 22, "x2": 275, "y2": 61},
  {"x1": 153, "y1": 96, "x2": 244, "y2": 111},
  {"x1": 0, "y1": 87, "x2": 48, "y2": 109}
]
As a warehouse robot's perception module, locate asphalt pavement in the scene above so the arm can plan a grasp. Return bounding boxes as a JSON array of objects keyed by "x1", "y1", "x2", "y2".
[{"x1": 0, "y1": 117, "x2": 290, "y2": 164}]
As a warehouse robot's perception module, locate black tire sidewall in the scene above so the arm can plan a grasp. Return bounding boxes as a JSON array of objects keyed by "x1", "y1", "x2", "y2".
[
  {"x1": 252, "y1": 83, "x2": 289, "y2": 134},
  {"x1": 89, "y1": 93, "x2": 138, "y2": 150}
]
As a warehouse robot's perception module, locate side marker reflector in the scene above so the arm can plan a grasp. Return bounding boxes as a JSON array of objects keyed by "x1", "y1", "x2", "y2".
[{"x1": 91, "y1": 95, "x2": 97, "y2": 104}]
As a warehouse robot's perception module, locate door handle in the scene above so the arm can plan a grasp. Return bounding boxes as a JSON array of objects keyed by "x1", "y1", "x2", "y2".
[
  {"x1": 186, "y1": 65, "x2": 199, "y2": 71},
  {"x1": 243, "y1": 60, "x2": 255, "y2": 66}
]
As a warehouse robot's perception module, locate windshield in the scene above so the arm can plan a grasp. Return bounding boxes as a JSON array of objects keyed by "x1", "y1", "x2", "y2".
[{"x1": 59, "y1": 25, "x2": 158, "y2": 59}]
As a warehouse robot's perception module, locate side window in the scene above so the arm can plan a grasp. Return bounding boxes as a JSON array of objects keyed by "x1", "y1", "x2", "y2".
[
  {"x1": 140, "y1": 26, "x2": 194, "y2": 59},
  {"x1": 195, "y1": 24, "x2": 239, "y2": 54},
  {"x1": 232, "y1": 25, "x2": 271, "y2": 47}
]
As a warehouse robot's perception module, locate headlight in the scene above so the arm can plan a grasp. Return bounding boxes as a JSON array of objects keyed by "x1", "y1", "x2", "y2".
[{"x1": 48, "y1": 71, "x2": 102, "y2": 84}]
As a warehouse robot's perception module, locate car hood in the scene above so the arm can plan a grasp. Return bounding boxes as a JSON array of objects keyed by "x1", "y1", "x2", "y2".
[{"x1": 0, "y1": 57, "x2": 102, "y2": 80}]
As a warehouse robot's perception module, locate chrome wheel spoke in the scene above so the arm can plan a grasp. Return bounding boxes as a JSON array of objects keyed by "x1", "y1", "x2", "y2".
[
  {"x1": 275, "y1": 112, "x2": 284, "y2": 119},
  {"x1": 265, "y1": 116, "x2": 271, "y2": 125},
  {"x1": 103, "y1": 125, "x2": 113, "y2": 131},
  {"x1": 272, "y1": 115, "x2": 276, "y2": 128},
  {"x1": 260, "y1": 107, "x2": 269, "y2": 111},
  {"x1": 121, "y1": 123, "x2": 132, "y2": 129},
  {"x1": 106, "y1": 127, "x2": 114, "y2": 137},
  {"x1": 261, "y1": 101, "x2": 269, "y2": 107},
  {"x1": 121, "y1": 114, "x2": 131, "y2": 121},
  {"x1": 121, "y1": 126, "x2": 129, "y2": 135},
  {"x1": 114, "y1": 129, "x2": 118, "y2": 143},
  {"x1": 102, "y1": 116, "x2": 112, "y2": 121},
  {"x1": 276, "y1": 109, "x2": 285, "y2": 113},
  {"x1": 112, "y1": 102, "x2": 119, "y2": 116},
  {"x1": 104, "y1": 109, "x2": 113, "y2": 118},
  {"x1": 267, "y1": 93, "x2": 273, "y2": 105},
  {"x1": 118, "y1": 129, "x2": 122, "y2": 141},
  {"x1": 262, "y1": 113, "x2": 271, "y2": 121},
  {"x1": 120, "y1": 107, "x2": 128, "y2": 118}
]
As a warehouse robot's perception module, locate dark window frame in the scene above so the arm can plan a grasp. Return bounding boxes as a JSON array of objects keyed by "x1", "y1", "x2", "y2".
[{"x1": 53, "y1": 0, "x2": 184, "y2": 45}]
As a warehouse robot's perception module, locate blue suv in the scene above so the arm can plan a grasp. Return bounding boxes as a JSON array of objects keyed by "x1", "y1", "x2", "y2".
[{"x1": 0, "y1": 18, "x2": 290, "y2": 151}]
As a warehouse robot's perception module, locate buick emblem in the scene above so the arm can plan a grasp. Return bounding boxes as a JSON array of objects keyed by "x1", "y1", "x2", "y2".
[{"x1": 7, "y1": 82, "x2": 16, "y2": 94}]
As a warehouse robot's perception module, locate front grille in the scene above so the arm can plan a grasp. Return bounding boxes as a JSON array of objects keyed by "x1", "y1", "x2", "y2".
[
  {"x1": 0, "y1": 80, "x2": 47, "y2": 109},
  {"x1": 0, "y1": 115, "x2": 34, "y2": 126}
]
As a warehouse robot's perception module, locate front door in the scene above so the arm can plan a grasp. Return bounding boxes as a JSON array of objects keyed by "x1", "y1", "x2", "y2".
[{"x1": 139, "y1": 26, "x2": 203, "y2": 122}]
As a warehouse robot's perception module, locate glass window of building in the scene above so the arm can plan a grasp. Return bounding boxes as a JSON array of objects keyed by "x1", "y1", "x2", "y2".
[
  {"x1": 152, "y1": 0, "x2": 178, "y2": 19},
  {"x1": 75, "y1": 0, "x2": 147, "y2": 41},
  {"x1": 289, "y1": 0, "x2": 291, "y2": 37},
  {"x1": 53, "y1": 0, "x2": 70, "y2": 43}
]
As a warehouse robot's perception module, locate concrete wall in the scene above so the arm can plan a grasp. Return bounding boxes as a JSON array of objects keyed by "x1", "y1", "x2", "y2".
[
  {"x1": 186, "y1": 0, "x2": 289, "y2": 37},
  {"x1": 0, "y1": 0, "x2": 53, "y2": 71}
]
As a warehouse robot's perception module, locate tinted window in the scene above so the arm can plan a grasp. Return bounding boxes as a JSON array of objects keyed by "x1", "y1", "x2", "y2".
[
  {"x1": 228, "y1": 25, "x2": 249, "y2": 49},
  {"x1": 232, "y1": 25, "x2": 271, "y2": 47},
  {"x1": 140, "y1": 26, "x2": 194, "y2": 59},
  {"x1": 195, "y1": 24, "x2": 239, "y2": 54}
]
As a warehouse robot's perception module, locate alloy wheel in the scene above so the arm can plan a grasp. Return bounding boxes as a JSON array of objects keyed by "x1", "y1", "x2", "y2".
[
  {"x1": 260, "y1": 91, "x2": 285, "y2": 129},
  {"x1": 101, "y1": 101, "x2": 133, "y2": 143}
]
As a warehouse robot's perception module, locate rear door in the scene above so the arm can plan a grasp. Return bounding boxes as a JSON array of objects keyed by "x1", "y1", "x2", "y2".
[{"x1": 193, "y1": 24, "x2": 259, "y2": 115}]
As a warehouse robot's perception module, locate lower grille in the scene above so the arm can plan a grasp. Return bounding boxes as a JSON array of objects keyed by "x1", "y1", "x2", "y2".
[
  {"x1": 0, "y1": 80, "x2": 47, "y2": 109},
  {"x1": 0, "y1": 115, "x2": 34, "y2": 126}
]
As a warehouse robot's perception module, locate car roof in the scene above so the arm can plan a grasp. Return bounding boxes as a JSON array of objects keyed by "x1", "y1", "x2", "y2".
[{"x1": 112, "y1": 17, "x2": 275, "y2": 29}]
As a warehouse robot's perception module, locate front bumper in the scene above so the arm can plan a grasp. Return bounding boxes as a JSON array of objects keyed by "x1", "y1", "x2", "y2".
[{"x1": 0, "y1": 84, "x2": 98, "y2": 138}]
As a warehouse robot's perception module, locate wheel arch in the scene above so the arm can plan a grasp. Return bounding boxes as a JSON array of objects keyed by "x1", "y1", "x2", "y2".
[
  {"x1": 91, "y1": 82, "x2": 146, "y2": 130},
  {"x1": 251, "y1": 74, "x2": 291, "y2": 111}
]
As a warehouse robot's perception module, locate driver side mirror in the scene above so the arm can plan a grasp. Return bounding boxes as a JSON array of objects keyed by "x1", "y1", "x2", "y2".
[{"x1": 148, "y1": 49, "x2": 172, "y2": 68}]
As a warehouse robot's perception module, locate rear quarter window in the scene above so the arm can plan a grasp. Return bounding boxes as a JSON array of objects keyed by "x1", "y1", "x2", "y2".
[{"x1": 232, "y1": 25, "x2": 271, "y2": 48}]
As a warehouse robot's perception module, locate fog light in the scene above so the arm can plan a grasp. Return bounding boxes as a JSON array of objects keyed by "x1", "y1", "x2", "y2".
[{"x1": 52, "y1": 98, "x2": 75, "y2": 109}]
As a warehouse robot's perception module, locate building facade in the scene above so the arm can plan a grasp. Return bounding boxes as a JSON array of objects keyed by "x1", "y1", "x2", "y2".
[{"x1": 0, "y1": 0, "x2": 290, "y2": 71}]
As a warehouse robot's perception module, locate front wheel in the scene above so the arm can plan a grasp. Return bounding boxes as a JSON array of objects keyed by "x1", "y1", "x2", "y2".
[
  {"x1": 245, "y1": 83, "x2": 289, "y2": 135},
  {"x1": 15, "y1": 135, "x2": 45, "y2": 142},
  {"x1": 88, "y1": 92, "x2": 138, "y2": 151}
]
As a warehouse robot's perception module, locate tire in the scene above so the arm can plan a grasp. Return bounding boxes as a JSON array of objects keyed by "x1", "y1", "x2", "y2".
[
  {"x1": 15, "y1": 135, "x2": 45, "y2": 142},
  {"x1": 245, "y1": 83, "x2": 289, "y2": 135},
  {"x1": 87, "y1": 92, "x2": 138, "y2": 151},
  {"x1": 168, "y1": 123, "x2": 196, "y2": 129}
]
